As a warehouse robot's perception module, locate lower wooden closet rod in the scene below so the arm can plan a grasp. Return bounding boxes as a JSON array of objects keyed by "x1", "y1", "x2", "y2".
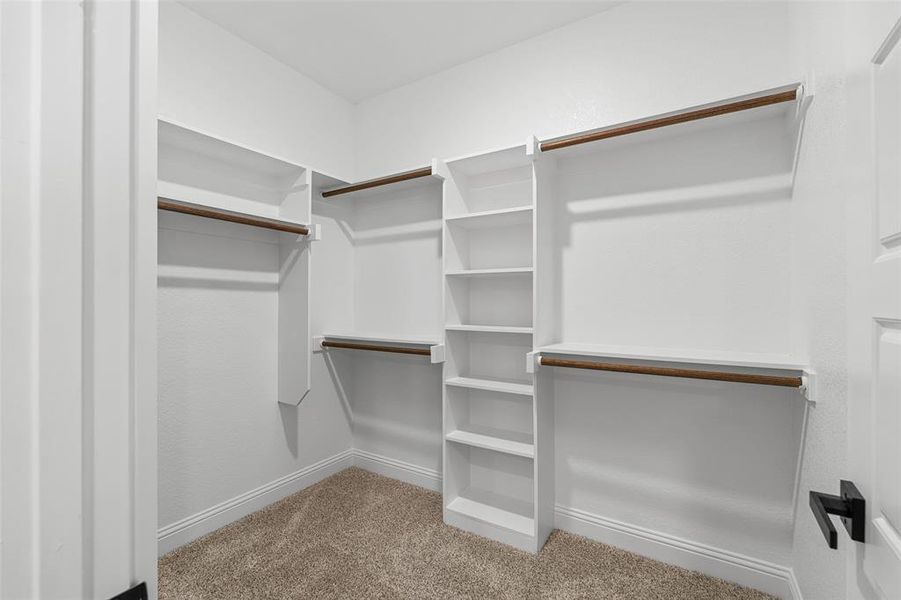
[
  {"x1": 538, "y1": 357, "x2": 802, "y2": 387},
  {"x1": 321, "y1": 340, "x2": 431, "y2": 356}
]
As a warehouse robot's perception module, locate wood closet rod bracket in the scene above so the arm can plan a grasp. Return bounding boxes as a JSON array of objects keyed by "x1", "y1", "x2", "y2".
[{"x1": 534, "y1": 353, "x2": 816, "y2": 402}]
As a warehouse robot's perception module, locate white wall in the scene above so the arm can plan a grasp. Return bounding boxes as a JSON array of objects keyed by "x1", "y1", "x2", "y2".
[
  {"x1": 159, "y1": 1, "x2": 355, "y2": 181},
  {"x1": 355, "y1": 1, "x2": 795, "y2": 179}
]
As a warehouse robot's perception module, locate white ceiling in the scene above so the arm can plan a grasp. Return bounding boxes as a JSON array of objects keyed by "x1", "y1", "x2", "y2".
[{"x1": 179, "y1": 1, "x2": 621, "y2": 103}]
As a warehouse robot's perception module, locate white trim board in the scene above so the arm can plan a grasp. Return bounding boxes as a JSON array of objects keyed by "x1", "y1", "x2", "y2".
[
  {"x1": 157, "y1": 449, "x2": 354, "y2": 555},
  {"x1": 352, "y1": 449, "x2": 442, "y2": 492},
  {"x1": 555, "y1": 505, "x2": 798, "y2": 600},
  {"x1": 157, "y1": 450, "x2": 799, "y2": 600}
]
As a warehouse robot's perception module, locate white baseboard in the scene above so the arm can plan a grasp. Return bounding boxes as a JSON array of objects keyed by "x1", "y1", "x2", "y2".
[
  {"x1": 157, "y1": 448, "x2": 354, "y2": 555},
  {"x1": 555, "y1": 505, "x2": 798, "y2": 600},
  {"x1": 787, "y1": 568, "x2": 803, "y2": 600},
  {"x1": 352, "y1": 448, "x2": 442, "y2": 492},
  {"x1": 157, "y1": 449, "x2": 801, "y2": 600}
]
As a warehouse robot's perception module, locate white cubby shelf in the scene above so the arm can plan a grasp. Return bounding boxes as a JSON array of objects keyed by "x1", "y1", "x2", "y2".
[
  {"x1": 446, "y1": 325, "x2": 533, "y2": 334},
  {"x1": 445, "y1": 267, "x2": 533, "y2": 277},
  {"x1": 445, "y1": 206, "x2": 534, "y2": 229},
  {"x1": 445, "y1": 376, "x2": 534, "y2": 396},
  {"x1": 445, "y1": 495, "x2": 534, "y2": 538},
  {"x1": 446, "y1": 427, "x2": 535, "y2": 459}
]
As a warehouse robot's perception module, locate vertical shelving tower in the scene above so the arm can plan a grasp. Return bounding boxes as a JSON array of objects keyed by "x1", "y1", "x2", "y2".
[{"x1": 439, "y1": 141, "x2": 553, "y2": 553}]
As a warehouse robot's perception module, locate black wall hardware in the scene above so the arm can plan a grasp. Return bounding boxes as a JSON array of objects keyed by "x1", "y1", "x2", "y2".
[
  {"x1": 109, "y1": 582, "x2": 148, "y2": 600},
  {"x1": 810, "y1": 480, "x2": 866, "y2": 549}
]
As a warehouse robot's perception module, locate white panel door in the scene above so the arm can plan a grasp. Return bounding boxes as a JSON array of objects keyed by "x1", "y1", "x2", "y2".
[{"x1": 851, "y1": 17, "x2": 901, "y2": 600}]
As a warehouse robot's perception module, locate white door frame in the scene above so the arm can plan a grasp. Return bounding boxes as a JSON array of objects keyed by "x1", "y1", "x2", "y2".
[{"x1": 0, "y1": 1, "x2": 158, "y2": 598}]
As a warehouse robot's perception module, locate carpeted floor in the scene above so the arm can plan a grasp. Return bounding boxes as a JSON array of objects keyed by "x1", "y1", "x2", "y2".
[{"x1": 159, "y1": 468, "x2": 775, "y2": 600}]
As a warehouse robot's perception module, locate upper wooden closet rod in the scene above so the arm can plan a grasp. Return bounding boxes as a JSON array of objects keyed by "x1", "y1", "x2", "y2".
[
  {"x1": 158, "y1": 198, "x2": 310, "y2": 235},
  {"x1": 538, "y1": 356, "x2": 803, "y2": 388},
  {"x1": 321, "y1": 340, "x2": 432, "y2": 356},
  {"x1": 540, "y1": 87, "x2": 799, "y2": 152},
  {"x1": 321, "y1": 166, "x2": 433, "y2": 198}
]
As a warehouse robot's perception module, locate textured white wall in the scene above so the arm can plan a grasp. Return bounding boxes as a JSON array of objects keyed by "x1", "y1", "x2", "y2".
[
  {"x1": 159, "y1": 2, "x2": 355, "y2": 180},
  {"x1": 355, "y1": 1, "x2": 795, "y2": 179}
]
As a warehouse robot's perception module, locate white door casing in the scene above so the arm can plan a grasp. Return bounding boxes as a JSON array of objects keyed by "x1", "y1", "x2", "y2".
[{"x1": 0, "y1": 1, "x2": 158, "y2": 598}]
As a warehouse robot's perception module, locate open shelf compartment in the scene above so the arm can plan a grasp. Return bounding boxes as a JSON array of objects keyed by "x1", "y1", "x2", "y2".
[
  {"x1": 443, "y1": 144, "x2": 534, "y2": 217},
  {"x1": 446, "y1": 384, "x2": 534, "y2": 457},
  {"x1": 158, "y1": 119, "x2": 310, "y2": 223},
  {"x1": 445, "y1": 330, "x2": 533, "y2": 385},
  {"x1": 445, "y1": 219, "x2": 533, "y2": 272},
  {"x1": 446, "y1": 273, "x2": 533, "y2": 331},
  {"x1": 444, "y1": 444, "x2": 536, "y2": 547}
]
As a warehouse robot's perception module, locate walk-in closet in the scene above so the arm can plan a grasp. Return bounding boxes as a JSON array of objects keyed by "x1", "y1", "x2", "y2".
[
  {"x1": 3, "y1": 2, "x2": 900, "y2": 599},
  {"x1": 152, "y1": 4, "x2": 901, "y2": 599}
]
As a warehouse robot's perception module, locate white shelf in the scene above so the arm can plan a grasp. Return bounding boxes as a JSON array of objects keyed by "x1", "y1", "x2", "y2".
[
  {"x1": 446, "y1": 495, "x2": 534, "y2": 537},
  {"x1": 446, "y1": 427, "x2": 534, "y2": 458},
  {"x1": 445, "y1": 377, "x2": 533, "y2": 396},
  {"x1": 445, "y1": 206, "x2": 533, "y2": 229},
  {"x1": 318, "y1": 332, "x2": 439, "y2": 346},
  {"x1": 445, "y1": 267, "x2": 533, "y2": 277},
  {"x1": 537, "y1": 342, "x2": 806, "y2": 372},
  {"x1": 446, "y1": 324, "x2": 533, "y2": 335},
  {"x1": 320, "y1": 166, "x2": 440, "y2": 200},
  {"x1": 158, "y1": 119, "x2": 309, "y2": 218}
]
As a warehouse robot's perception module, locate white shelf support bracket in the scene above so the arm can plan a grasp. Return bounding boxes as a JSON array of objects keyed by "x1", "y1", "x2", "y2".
[
  {"x1": 801, "y1": 369, "x2": 817, "y2": 404},
  {"x1": 433, "y1": 158, "x2": 451, "y2": 181},
  {"x1": 430, "y1": 157, "x2": 446, "y2": 181},
  {"x1": 312, "y1": 335, "x2": 325, "y2": 353},
  {"x1": 526, "y1": 351, "x2": 539, "y2": 374},
  {"x1": 308, "y1": 223, "x2": 322, "y2": 242},
  {"x1": 526, "y1": 135, "x2": 539, "y2": 158},
  {"x1": 797, "y1": 79, "x2": 814, "y2": 120},
  {"x1": 430, "y1": 344, "x2": 446, "y2": 364}
]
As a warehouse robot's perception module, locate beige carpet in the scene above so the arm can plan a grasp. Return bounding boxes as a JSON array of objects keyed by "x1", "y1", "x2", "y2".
[{"x1": 159, "y1": 468, "x2": 774, "y2": 600}]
